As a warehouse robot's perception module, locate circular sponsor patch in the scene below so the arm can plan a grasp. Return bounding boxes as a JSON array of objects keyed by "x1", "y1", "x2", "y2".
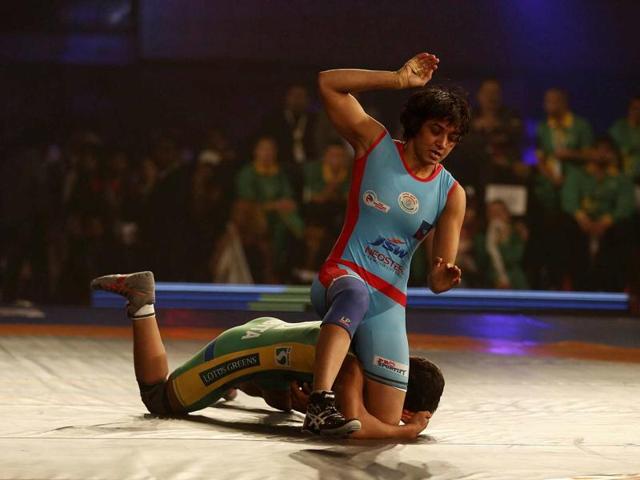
[{"x1": 398, "y1": 192, "x2": 419, "y2": 214}]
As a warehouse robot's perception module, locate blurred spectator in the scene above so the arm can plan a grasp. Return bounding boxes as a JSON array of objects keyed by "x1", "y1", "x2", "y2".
[
  {"x1": 293, "y1": 142, "x2": 350, "y2": 282},
  {"x1": 528, "y1": 88, "x2": 594, "y2": 289},
  {"x1": 472, "y1": 79, "x2": 527, "y2": 184},
  {"x1": 475, "y1": 200, "x2": 529, "y2": 289},
  {"x1": 260, "y1": 85, "x2": 317, "y2": 199},
  {"x1": 455, "y1": 187, "x2": 482, "y2": 288},
  {"x1": 534, "y1": 88, "x2": 594, "y2": 209},
  {"x1": 609, "y1": 96, "x2": 640, "y2": 181},
  {"x1": 562, "y1": 136, "x2": 635, "y2": 291},
  {"x1": 0, "y1": 127, "x2": 50, "y2": 304},
  {"x1": 59, "y1": 132, "x2": 110, "y2": 302},
  {"x1": 195, "y1": 127, "x2": 238, "y2": 217},
  {"x1": 187, "y1": 150, "x2": 236, "y2": 282},
  {"x1": 212, "y1": 200, "x2": 273, "y2": 284},
  {"x1": 139, "y1": 133, "x2": 192, "y2": 281},
  {"x1": 235, "y1": 136, "x2": 304, "y2": 281},
  {"x1": 103, "y1": 148, "x2": 141, "y2": 272},
  {"x1": 611, "y1": 97, "x2": 640, "y2": 308}
]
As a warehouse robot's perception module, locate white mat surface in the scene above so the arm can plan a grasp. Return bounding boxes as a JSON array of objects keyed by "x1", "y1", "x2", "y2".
[{"x1": 1, "y1": 335, "x2": 639, "y2": 480}]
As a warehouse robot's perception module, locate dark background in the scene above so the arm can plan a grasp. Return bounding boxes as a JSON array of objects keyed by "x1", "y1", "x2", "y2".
[{"x1": 1, "y1": 0, "x2": 639, "y2": 142}]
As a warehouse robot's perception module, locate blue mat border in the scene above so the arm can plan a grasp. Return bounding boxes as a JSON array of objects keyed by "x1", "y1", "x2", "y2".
[{"x1": 92, "y1": 284, "x2": 629, "y2": 312}]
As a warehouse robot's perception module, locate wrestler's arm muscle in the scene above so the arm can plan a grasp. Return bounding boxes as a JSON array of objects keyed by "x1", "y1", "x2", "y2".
[
  {"x1": 317, "y1": 70, "x2": 388, "y2": 155},
  {"x1": 428, "y1": 183, "x2": 466, "y2": 293}
]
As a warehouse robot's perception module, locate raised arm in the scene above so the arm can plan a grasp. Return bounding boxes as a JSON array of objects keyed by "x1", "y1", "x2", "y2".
[
  {"x1": 428, "y1": 183, "x2": 466, "y2": 294},
  {"x1": 318, "y1": 53, "x2": 439, "y2": 157}
]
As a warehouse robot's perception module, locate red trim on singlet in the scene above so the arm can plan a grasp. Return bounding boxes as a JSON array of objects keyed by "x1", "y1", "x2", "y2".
[
  {"x1": 318, "y1": 263, "x2": 349, "y2": 288},
  {"x1": 358, "y1": 129, "x2": 387, "y2": 163},
  {"x1": 327, "y1": 129, "x2": 387, "y2": 260},
  {"x1": 337, "y1": 260, "x2": 407, "y2": 307},
  {"x1": 394, "y1": 141, "x2": 443, "y2": 182},
  {"x1": 447, "y1": 181, "x2": 459, "y2": 199},
  {"x1": 320, "y1": 129, "x2": 407, "y2": 307}
]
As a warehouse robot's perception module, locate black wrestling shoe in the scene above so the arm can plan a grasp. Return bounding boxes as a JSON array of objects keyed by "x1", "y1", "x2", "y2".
[
  {"x1": 303, "y1": 390, "x2": 361, "y2": 436},
  {"x1": 91, "y1": 271, "x2": 155, "y2": 318}
]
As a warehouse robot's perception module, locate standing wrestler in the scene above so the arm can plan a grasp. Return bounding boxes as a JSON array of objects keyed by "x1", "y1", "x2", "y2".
[{"x1": 305, "y1": 53, "x2": 470, "y2": 434}]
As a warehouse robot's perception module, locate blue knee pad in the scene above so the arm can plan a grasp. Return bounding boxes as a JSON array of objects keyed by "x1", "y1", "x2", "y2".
[{"x1": 320, "y1": 276, "x2": 370, "y2": 338}]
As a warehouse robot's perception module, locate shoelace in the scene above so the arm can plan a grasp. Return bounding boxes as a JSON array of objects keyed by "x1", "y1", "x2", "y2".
[{"x1": 323, "y1": 404, "x2": 342, "y2": 418}]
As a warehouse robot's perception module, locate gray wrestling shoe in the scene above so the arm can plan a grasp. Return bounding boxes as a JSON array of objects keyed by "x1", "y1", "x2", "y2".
[
  {"x1": 91, "y1": 271, "x2": 155, "y2": 318},
  {"x1": 303, "y1": 390, "x2": 361, "y2": 436}
]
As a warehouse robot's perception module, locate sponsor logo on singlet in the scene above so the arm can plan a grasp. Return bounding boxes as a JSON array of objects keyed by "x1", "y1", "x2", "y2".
[
  {"x1": 199, "y1": 353, "x2": 260, "y2": 386},
  {"x1": 275, "y1": 347, "x2": 291, "y2": 367},
  {"x1": 369, "y1": 236, "x2": 409, "y2": 258},
  {"x1": 364, "y1": 236, "x2": 409, "y2": 276},
  {"x1": 363, "y1": 190, "x2": 390, "y2": 213},
  {"x1": 413, "y1": 220, "x2": 433, "y2": 240},
  {"x1": 398, "y1": 192, "x2": 419, "y2": 214},
  {"x1": 374, "y1": 355, "x2": 408, "y2": 377}
]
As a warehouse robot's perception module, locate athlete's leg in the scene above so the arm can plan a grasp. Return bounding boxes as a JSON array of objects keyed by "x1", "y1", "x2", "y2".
[
  {"x1": 91, "y1": 271, "x2": 240, "y2": 414},
  {"x1": 310, "y1": 274, "x2": 369, "y2": 391},
  {"x1": 304, "y1": 273, "x2": 367, "y2": 435},
  {"x1": 91, "y1": 272, "x2": 177, "y2": 413},
  {"x1": 363, "y1": 378, "x2": 405, "y2": 425},
  {"x1": 312, "y1": 324, "x2": 351, "y2": 392},
  {"x1": 352, "y1": 297, "x2": 409, "y2": 426},
  {"x1": 91, "y1": 271, "x2": 165, "y2": 384},
  {"x1": 132, "y1": 316, "x2": 168, "y2": 385}
]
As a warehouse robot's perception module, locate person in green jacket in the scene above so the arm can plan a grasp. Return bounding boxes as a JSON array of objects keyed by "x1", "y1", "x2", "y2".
[
  {"x1": 529, "y1": 88, "x2": 595, "y2": 289},
  {"x1": 235, "y1": 136, "x2": 304, "y2": 281},
  {"x1": 561, "y1": 137, "x2": 635, "y2": 290},
  {"x1": 609, "y1": 97, "x2": 640, "y2": 313},
  {"x1": 294, "y1": 142, "x2": 351, "y2": 281},
  {"x1": 609, "y1": 96, "x2": 640, "y2": 181}
]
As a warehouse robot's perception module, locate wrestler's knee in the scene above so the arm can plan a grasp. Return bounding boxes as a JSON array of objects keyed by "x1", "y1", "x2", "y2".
[
  {"x1": 138, "y1": 380, "x2": 174, "y2": 415},
  {"x1": 330, "y1": 276, "x2": 370, "y2": 314},
  {"x1": 322, "y1": 276, "x2": 370, "y2": 337}
]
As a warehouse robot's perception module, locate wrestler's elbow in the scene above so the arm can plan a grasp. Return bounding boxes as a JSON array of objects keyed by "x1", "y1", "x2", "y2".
[
  {"x1": 263, "y1": 390, "x2": 292, "y2": 412},
  {"x1": 318, "y1": 71, "x2": 332, "y2": 97}
]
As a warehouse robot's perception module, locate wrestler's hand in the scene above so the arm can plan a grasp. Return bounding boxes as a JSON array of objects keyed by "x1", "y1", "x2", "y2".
[
  {"x1": 397, "y1": 52, "x2": 439, "y2": 89},
  {"x1": 290, "y1": 381, "x2": 311, "y2": 414},
  {"x1": 428, "y1": 256, "x2": 462, "y2": 294},
  {"x1": 403, "y1": 410, "x2": 432, "y2": 437}
]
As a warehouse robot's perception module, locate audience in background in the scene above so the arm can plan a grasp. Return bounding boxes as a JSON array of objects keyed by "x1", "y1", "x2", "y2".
[
  {"x1": 235, "y1": 136, "x2": 304, "y2": 281},
  {"x1": 0, "y1": 127, "x2": 50, "y2": 305},
  {"x1": 139, "y1": 133, "x2": 192, "y2": 281},
  {"x1": 213, "y1": 200, "x2": 272, "y2": 284},
  {"x1": 610, "y1": 97, "x2": 640, "y2": 312},
  {"x1": 1, "y1": 82, "x2": 638, "y2": 306},
  {"x1": 528, "y1": 88, "x2": 594, "y2": 290},
  {"x1": 609, "y1": 96, "x2": 640, "y2": 182},
  {"x1": 561, "y1": 136, "x2": 635, "y2": 291},
  {"x1": 260, "y1": 85, "x2": 317, "y2": 200},
  {"x1": 472, "y1": 79, "x2": 527, "y2": 184},
  {"x1": 294, "y1": 142, "x2": 350, "y2": 282},
  {"x1": 452, "y1": 187, "x2": 481, "y2": 288},
  {"x1": 476, "y1": 200, "x2": 529, "y2": 290}
]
